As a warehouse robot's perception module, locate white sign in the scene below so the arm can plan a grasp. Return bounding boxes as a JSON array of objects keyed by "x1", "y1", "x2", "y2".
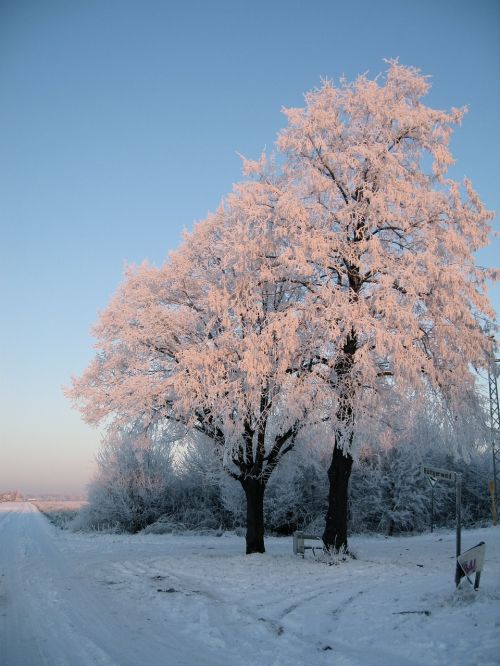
[
  {"x1": 457, "y1": 542, "x2": 486, "y2": 577},
  {"x1": 422, "y1": 465, "x2": 456, "y2": 482},
  {"x1": 426, "y1": 475, "x2": 438, "y2": 488}
]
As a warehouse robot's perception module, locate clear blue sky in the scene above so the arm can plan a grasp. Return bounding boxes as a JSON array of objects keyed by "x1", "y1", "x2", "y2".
[{"x1": 1, "y1": 0, "x2": 498, "y2": 495}]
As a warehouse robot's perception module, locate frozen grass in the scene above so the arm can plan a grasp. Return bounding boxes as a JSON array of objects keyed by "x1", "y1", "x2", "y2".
[{"x1": 31, "y1": 500, "x2": 86, "y2": 529}]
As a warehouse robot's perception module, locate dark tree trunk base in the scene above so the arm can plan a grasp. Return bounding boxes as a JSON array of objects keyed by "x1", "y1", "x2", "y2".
[
  {"x1": 241, "y1": 478, "x2": 266, "y2": 554},
  {"x1": 322, "y1": 444, "x2": 353, "y2": 553}
]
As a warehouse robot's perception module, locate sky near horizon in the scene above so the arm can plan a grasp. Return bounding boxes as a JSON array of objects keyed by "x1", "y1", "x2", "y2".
[{"x1": 1, "y1": 0, "x2": 499, "y2": 495}]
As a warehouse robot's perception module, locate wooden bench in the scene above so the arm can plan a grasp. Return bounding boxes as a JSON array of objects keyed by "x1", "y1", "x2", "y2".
[{"x1": 293, "y1": 531, "x2": 324, "y2": 557}]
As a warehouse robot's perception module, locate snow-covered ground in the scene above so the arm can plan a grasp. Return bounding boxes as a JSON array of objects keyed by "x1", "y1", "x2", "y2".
[{"x1": 0, "y1": 502, "x2": 498, "y2": 665}]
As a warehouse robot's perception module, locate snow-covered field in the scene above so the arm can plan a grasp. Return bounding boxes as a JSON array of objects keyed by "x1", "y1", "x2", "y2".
[{"x1": 0, "y1": 502, "x2": 498, "y2": 665}]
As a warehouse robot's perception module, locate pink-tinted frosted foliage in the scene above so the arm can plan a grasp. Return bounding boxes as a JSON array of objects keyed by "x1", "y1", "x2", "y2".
[
  {"x1": 68, "y1": 180, "x2": 336, "y2": 482},
  {"x1": 272, "y1": 62, "x2": 496, "y2": 414},
  {"x1": 68, "y1": 61, "x2": 496, "y2": 515}
]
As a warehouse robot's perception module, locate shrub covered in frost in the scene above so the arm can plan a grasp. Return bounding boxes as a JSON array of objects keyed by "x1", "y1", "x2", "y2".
[
  {"x1": 74, "y1": 427, "x2": 176, "y2": 532},
  {"x1": 74, "y1": 397, "x2": 494, "y2": 537}
]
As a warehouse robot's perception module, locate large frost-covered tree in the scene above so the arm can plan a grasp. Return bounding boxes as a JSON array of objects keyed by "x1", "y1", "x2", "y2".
[
  {"x1": 68, "y1": 61, "x2": 496, "y2": 554},
  {"x1": 68, "y1": 179, "x2": 336, "y2": 553},
  {"x1": 271, "y1": 61, "x2": 496, "y2": 551}
]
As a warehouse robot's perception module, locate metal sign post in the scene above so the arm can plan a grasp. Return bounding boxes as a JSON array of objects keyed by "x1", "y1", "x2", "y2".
[
  {"x1": 422, "y1": 465, "x2": 463, "y2": 586},
  {"x1": 431, "y1": 484, "x2": 435, "y2": 533},
  {"x1": 425, "y1": 474, "x2": 438, "y2": 532},
  {"x1": 455, "y1": 473, "x2": 462, "y2": 586}
]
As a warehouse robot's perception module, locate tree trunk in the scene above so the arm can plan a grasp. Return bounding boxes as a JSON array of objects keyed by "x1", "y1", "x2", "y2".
[
  {"x1": 323, "y1": 331, "x2": 357, "y2": 553},
  {"x1": 322, "y1": 443, "x2": 353, "y2": 552},
  {"x1": 241, "y1": 478, "x2": 266, "y2": 554}
]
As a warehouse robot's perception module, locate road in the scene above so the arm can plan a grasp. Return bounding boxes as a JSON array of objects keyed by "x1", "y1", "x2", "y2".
[{"x1": 0, "y1": 502, "x2": 210, "y2": 666}]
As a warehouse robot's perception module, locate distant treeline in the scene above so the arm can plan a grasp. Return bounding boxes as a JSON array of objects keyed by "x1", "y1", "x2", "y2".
[{"x1": 0, "y1": 490, "x2": 23, "y2": 502}]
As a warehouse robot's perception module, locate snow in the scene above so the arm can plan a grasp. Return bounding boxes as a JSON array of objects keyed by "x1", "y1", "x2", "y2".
[{"x1": 1, "y1": 502, "x2": 499, "y2": 665}]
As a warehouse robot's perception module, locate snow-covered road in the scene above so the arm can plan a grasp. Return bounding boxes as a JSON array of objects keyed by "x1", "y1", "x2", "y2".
[
  {"x1": 0, "y1": 502, "x2": 216, "y2": 665},
  {"x1": 0, "y1": 502, "x2": 499, "y2": 666}
]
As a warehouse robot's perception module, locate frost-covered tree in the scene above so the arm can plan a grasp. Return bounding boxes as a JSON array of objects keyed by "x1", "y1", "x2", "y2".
[
  {"x1": 348, "y1": 383, "x2": 491, "y2": 534},
  {"x1": 269, "y1": 61, "x2": 497, "y2": 551},
  {"x1": 68, "y1": 61, "x2": 496, "y2": 554},
  {"x1": 172, "y1": 435, "x2": 232, "y2": 531},
  {"x1": 67, "y1": 180, "x2": 335, "y2": 553}
]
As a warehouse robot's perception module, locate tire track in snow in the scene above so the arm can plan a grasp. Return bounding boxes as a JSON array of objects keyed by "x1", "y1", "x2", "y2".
[{"x1": 0, "y1": 503, "x2": 223, "y2": 666}]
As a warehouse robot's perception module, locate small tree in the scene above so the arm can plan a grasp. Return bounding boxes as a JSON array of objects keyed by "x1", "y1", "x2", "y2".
[
  {"x1": 78, "y1": 424, "x2": 175, "y2": 532},
  {"x1": 274, "y1": 61, "x2": 496, "y2": 551}
]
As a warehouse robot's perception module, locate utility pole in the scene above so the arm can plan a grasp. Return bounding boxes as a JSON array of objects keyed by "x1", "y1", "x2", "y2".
[{"x1": 487, "y1": 337, "x2": 500, "y2": 525}]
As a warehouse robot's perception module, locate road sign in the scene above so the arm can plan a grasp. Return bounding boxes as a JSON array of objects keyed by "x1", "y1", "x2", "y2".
[
  {"x1": 457, "y1": 541, "x2": 486, "y2": 590},
  {"x1": 457, "y1": 542, "x2": 486, "y2": 575},
  {"x1": 426, "y1": 475, "x2": 439, "y2": 488},
  {"x1": 422, "y1": 465, "x2": 457, "y2": 482}
]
